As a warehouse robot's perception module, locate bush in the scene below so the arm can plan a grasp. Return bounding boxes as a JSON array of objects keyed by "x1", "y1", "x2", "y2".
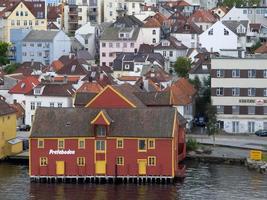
[
  {"x1": 3, "y1": 63, "x2": 19, "y2": 74},
  {"x1": 186, "y1": 137, "x2": 199, "y2": 151}
]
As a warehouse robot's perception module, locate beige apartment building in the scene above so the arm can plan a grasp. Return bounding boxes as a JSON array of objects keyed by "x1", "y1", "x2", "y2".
[{"x1": 211, "y1": 56, "x2": 267, "y2": 133}]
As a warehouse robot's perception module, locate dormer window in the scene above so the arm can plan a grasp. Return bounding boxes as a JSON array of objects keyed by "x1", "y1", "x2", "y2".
[
  {"x1": 224, "y1": 29, "x2": 229, "y2": 35},
  {"x1": 34, "y1": 87, "x2": 42, "y2": 95},
  {"x1": 208, "y1": 29, "x2": 213, "y2": 35},
  {"x1": 119, "y1": 33, "x2": 124, "y2": 38},
  {"x1": 96, "y1": 125, "x2": 106, "y2": 137}
]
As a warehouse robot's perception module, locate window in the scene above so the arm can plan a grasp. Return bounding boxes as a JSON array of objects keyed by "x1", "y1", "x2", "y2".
[
  {"x1": 148, "y1": 139, "x2": 155, "y2": 149},
  {"x1": 116, "y1": 43, "x2": 120, "y2": 48},
  {"x1": 152, "y1": 38, "x2": 156, "y2": 43},
  {"x1": 116, "y1": 156, "x2": 124, "y2": 165},
  {"x1": 30, "y1": 102, "x2": 35, "y2": 110},
  {"x1": 50, "y1": 102, "x2": 54, "y2": 107},
  {"x1": 163, "y1": 51, "x2": 166, "y2": 57},
  {"x1": 248, "y1": 121, "x2": 255, "y2": 133},
  {"x1": 57, "y1": 103, "x2": 62, "y2": 108},
  {"x1": 152, "y1": 29, "x2": 156, "y2": 35},
  {"x1": 132, "y1": 2, "x2": 135, "y2": 8},
  {"x1": 232, "y1": 88, "x2": 240, "y2": 96},
  {"x1": 130, "y1": 43, "x2": 134, "y2": 48},
  {"x1": 78, "y1": 139, "x2": 85, "y2": 149},
  {"x1": 138, "y1": 139, "x2": 146, "y2": 152},
  {"x1": 96, "y1": 125, "x2": 106, "y2": 137},
  {"x1": 16, "y1": 11, "x2": 19, "y2": 16},
  {"x1": 17, "y1": 20, "x2": 20, "y2": 26},
  {"x1": 148, "y1": 156, "x2": 156, "y2": 166},
  {"x1": 217, "y1": 106, "x2": 224, "y2": 114},
  {"x1": 248, "y1": 106, "x2": 255, "y2": 115},
  {"x1": 40, "y1": 157, "x2": 48, "y2": 166},
  {"x1": 109, "y1": 11, "x2": 113, "y2": 16},
  {"x1": 77, "y1": 157, "x2": 85, "y2": 166},
  {"x1": 216, "y1": 88, "x2": 224, "y2": 96},
  {"x1": 38, "y1": 139, "x2": 44, "y2": 148},
  {"x1": 11, "y1": 20, "x2": 15, "y2": 25},
  {"x1": 102, "y1": 52, "x2": 106, "y2": 57},
  {"x1": 208, "y1": 29, "x2": 213, "y2": 35},
  {"x1": 264, "y1": 88, "x2": 267, "y2": 97},
  {"x1": 232, "y1": 106, "x2": 239, "y2": 115},
  {"x1": 191, "y1": 34, "x2": 195, "y2": 39},
  {"x1": 102, "y1": 43, "x2": 106, "y2": 48},
  {"x1": 232, "y1": 69, "x2": 240, "y2": 77},
  {"x1": 37, "y1": 43, "x2": 42, "y2": 47},
  {"x1": 58, "y1": 139, "x2": 64, "y2": 149},
  {"x1": 243, "y1": 9, "x2": 247, "y2": 14},
  {"x1": 248, "y1": 69, "x2": 256, "y2": 78},
  {"x1": 37, "y1": 102, "x2": 41, "y2": 108},
  {"x1": 216, "y1": 69, "x2": 224, "y2": 78},
  {"x1": 224, "y1": 29, "x2": 229, "y2": 35},
  {"x1": 24, "y1": 20, "x2": 27, "y2": 26},
  {"x1": 29, "y1": 20, "x2": 32, "y2": 26},
  {"x1": 264, "y1": 106, "x2": 267, "y2": 114},
  {"x1": 96, "y1": 140, "x2": 105, "y2": 152},
  {"x1": 169, "y1": 51, "x2": 173, "y2": 57},
  {"x1": 116, "y1": 139, "x2": 123, "y2": 148},
  {"x1": 248, "y1": 88, "x2": 256, "y2": 96},
  {"x1": 109, "y1": 53, "x2": 113, "y2": 57},
  {"x1": 264, "y1": 70, "x2": 267, "y2": 78},
  {"x1": 125, "y1": 64, "x2": 130, "y2": 70},
  {"x1": 25, "y1": 11, "x2": 28, "y2": 16},
  {"x1": 109, "y1": 43, "x2": 113, "y2": 48}
]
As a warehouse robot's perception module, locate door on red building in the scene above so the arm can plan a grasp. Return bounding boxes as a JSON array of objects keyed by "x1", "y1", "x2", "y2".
[
  {"x1": 56, "y1": 161, "x2": 65, "y2": 175},
  {"x1": 138, "y1": 159, "x2": 147, "y2": 175},
  {"x1": 95, "y1": 161, "x2": 106, "y2": 174}
]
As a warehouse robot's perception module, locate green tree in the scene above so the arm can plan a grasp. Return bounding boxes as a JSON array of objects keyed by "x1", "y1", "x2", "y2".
[
  {"x1": 206, "y1": 103, "x2": 219, "y2": 146},
  {"x1": 222, "y1": 0, "x2": 260, "y2": 7},
  {"x1": 3, "y1": 63, "x2": 19, "y2": 74},
  {"x1": 189, "y1": 75, "x2": 201, "y2": 91},
  {"x1": 0, "y1": 41, "x2": 10, "y2": 65},
  {"x1": 174, "y1": 57, "x2": 192, "y2": 78}
]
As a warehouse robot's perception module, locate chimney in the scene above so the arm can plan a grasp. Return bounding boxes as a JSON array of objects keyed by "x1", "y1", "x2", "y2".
[
  {"x1": 63, "y1": 75, "x2": 68, "y2": 83},
  {"x1": 143, "y1": 79, "x2": 149, "y2": 92}
]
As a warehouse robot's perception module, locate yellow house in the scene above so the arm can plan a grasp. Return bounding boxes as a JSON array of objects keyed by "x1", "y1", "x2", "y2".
[
  {"x1": 0, "y1": 100, "x2": 23, "y2": 159},
  {"x1": 1, "y1": 1, "x2": 47, "y2": 41}
]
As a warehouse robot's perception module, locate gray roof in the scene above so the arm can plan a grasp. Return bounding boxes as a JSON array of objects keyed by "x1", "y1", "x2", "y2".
[
  {"x1": 100, "y1": 27, "x2": 140, "y2": 41},
  {"x1": 23, "y1": 30, "x2": 59, "y2": 42},
  {"x1": 74, "y1": 92, "x2": 97, "y2": 107},
  {"x1": 222, "y1": 20, "x2": 249, "y2": 36},
  {"x1": 30, "y1": 107, "x2": 177, "y2": 138},
  {"x1": 0, "y1": 76, "x2": 18, "y2": 90}
]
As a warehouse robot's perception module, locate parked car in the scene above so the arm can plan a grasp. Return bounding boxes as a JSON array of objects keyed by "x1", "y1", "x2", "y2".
[
  {"x1": 255, "y1": 130, "x2": 267, "y2": 137},
  {"x1": 18, "y1": 124, "x2": 31, "y2": 131}
]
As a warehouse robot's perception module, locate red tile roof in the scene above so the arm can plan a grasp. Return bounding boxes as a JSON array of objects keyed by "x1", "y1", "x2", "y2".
[
  {"x1": 9, "y1": 76, "x2": 40, "y2": 94},
  {"x1": 188, "y1": 9, "x2": 217, "y2": 23},
  {"x1": 255, "y1": 43, "x2": 267, "y2": 54},
  {"x1": 51, "y1": 60, "x2": 64, "y2": 72},
  {"x1": 167, "y1": 78, "x2": 197, "y2": 105},
  {"x1": 143, "y1": 17, "x2": 161, "y2": 28},
  {"x1": 77, "y1": 82, "x2": 103, "y2": 93}
]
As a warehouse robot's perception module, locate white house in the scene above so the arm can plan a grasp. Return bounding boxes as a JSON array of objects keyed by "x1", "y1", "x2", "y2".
[
  {"x1": 140, "y1": 17, "x2": 161, "y2": 45},
  {"x1": 75, "y1": 22, "x2": 97, "y2": 59},
  {"x1": 154, "y1": 36, "x2": 188, "y2": 70},
  {"x1": 199, "y1": 21, "x2": 238, "y2": 52},
  {"x1": 24, "y1": 83, "x2": 75, "y2": 125},
  {"x1": 21, "y1": 30, "x2": 71, "y2": 65}
]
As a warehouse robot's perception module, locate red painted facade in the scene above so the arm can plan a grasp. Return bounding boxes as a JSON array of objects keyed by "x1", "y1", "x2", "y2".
[
  {"x1": 30, "y1": 85, "x2": 186, "y2": 178},
  {"x1": 30, "y1": 137, "x2": 176, "y2": 177}
]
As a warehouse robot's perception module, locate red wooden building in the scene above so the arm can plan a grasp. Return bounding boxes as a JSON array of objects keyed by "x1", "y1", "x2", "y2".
[{"x1": 30, "y1": 85, "x2": 186, "y2": 183}]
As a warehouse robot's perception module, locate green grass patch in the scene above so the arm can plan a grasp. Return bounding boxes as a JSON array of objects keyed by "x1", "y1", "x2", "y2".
[
  {"x1": 186, "y1": 137, "x2": 200, "y2": 151},
  {"x1": 262, "y1": 153, "x2": 267, "y2": 162}
]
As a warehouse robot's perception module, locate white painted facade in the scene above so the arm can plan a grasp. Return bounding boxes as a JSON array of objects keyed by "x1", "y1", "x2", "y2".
[
  {"x1": 171, "y1": 33, "x2": 199, "y2": 48},
  {"x1": 211, "y1": 57, "x2": 267, "y2": 133},
  {"x1": 24, "y1": 95, "x2": 73, "y2": 126},
  {"x1": 75, "y1": 22, "x2": 97, "y2": 57},
  {"x1": 199, "y1": 0, "x2": 218, "y2": 10},
  {"x1": 104, "y1": 0, "x2": 144, "y2": 22},
  {"x1": 139, "y1": 27, "x2": 160, "y2": 45},
  {"x1": 199, "y1": 21, "x2": 237, "y2": 52}
]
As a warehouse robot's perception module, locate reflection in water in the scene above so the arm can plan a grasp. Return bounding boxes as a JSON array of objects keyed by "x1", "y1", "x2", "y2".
[{"x1": 0, "y1": 162, "x2": 267, "y2": 200}]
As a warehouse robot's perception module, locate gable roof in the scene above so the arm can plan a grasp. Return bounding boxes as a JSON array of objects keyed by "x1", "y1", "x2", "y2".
[
  {"x1": 154, "y1": 36, "x2": 188, "y2": 50},
  {"x1": 26, "y1": 83, "x2": 76, "y2": 97},
  {"x1": 171, "y1": 21, "x2": 203, "y2": 34},
  {"x1": 9, "y1": 76, "x2": 40, "y2": 94},
  {"x1": 143, "y1": 17, "x2": 161, "y2": 28},
  {"x1": 23, "y1": 30, "x2": 60, "y2": 42},
  {"x1": 188, "y1": 9, "x2": 217, "y2": 23},
  {"x1": 56, "y1": 58, "x2": 88, "y2": 75},
  {"x1": 30, "y1": 107, "x2": 178, "y2": 138},
  {"x1": 90, "y1": 110, "x2": 113, "y2": 125},
  {"x1": 76, "y1": 82, "x2": 103, "y2": 93},
  {"x1": 13, "y1": 62, "x2": 46, "y2": 76},
  {"x1": 222, "y1": 20, "x2": 249, "y2": 36}
]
